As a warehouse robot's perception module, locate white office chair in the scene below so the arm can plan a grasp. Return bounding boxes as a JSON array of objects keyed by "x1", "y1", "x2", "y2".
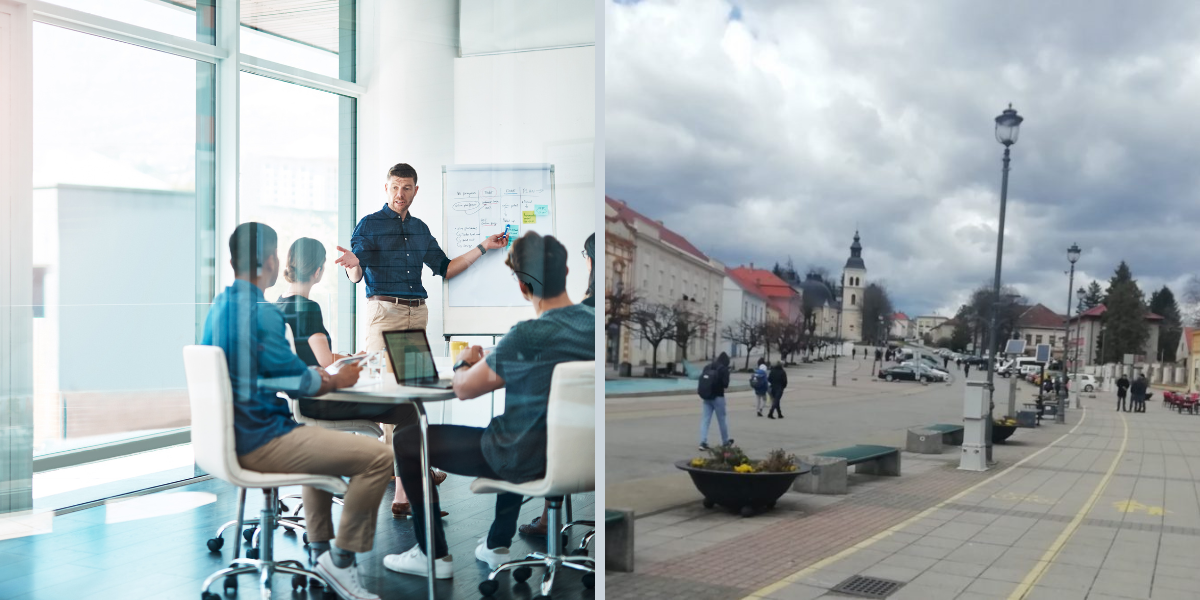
[
  {"x1": 184, "y1": 345, "x2": 346, "y2": 599},
  {"x1": 472, "y1": 361, "x2": 596, "y2": 597}
]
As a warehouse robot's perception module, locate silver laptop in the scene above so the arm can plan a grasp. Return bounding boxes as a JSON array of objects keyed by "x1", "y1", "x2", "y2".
[{"x1": 381, "y1": 329, "x2": 454, "y2": 389}]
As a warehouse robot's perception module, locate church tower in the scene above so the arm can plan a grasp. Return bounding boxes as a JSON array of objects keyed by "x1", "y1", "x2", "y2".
[{"x1": 841, "y1": 231, "x2": 866, "y2": 343}]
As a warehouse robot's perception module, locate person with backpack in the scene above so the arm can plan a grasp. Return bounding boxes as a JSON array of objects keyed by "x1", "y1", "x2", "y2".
[
  {"x1": 751, "y1": 357, "x2": 770, "y2": 417},
  {"x1": 1130, "y1": 373, "x2": 1148, "y2": 413},
  {"x1": 767, "y1": 361, "x2": 788, "y2": 419},
  {"x1": 697, "y1": 352, "x2": 733, "y2": 451}
]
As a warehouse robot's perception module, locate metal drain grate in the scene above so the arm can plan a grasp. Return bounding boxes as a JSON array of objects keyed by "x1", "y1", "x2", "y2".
[{"x1": 830, "y1": 575, "x2": 905, "y2": 598}]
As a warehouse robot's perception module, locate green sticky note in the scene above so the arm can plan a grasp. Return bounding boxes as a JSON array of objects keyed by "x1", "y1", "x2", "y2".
[
  {"x1": 522, "y1": 211, "x2": 536, "y2": 224},
  {"x1": 535, "y1": 205, "x2": 549, "y2": 217}
]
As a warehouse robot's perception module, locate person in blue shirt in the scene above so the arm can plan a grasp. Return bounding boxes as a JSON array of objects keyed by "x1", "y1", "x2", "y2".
[
  {"x1": 381, "y1": 232, "x2": 593, "y2": 580},
  {"x1": 203, "y1": 222, "x2": 390, "y2": 600},
  {"x1": 333, "y1": 162, "x2": 506, "y2": 516}
]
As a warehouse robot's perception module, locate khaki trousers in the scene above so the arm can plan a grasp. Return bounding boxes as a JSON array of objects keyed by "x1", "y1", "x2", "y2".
[
  {"x1": 239, "y1": 425, "x2": 392, "y2": 553},
  {"x1": 364, "y1": 300, "x2": 429, "y2": 476}
]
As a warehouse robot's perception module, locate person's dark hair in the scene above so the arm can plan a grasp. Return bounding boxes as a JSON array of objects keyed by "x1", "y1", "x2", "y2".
[
  {"x1": 504, "y1": 232, "x2": 568, "y2": 298},
  {"x1": 718, "y1": 352, "x2": 730, "y2": 367},
  {"x1": 387, "y1": 163, "x2": 418, "y2": 185},
  {"x1": 757, "y1": 357, "x2": 766, "y2": 367},
  {"x1": 283, "y1": 237, "x2": 327, "y2": 283},
  {"x1": 584, "y1": 233, "x2": 595, "y2": 298},
  {"x1": 229, "y1": 222, "x2": 278, "y2": 276}
]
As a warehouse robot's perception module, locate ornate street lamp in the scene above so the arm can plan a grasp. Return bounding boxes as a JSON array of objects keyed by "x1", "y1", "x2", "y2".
[
  {"x1": 1060, "y1": 243, "x2": 1081, "y2": 422},
  {"x1": 833, "y1": 287, "x2": 843, "y2": 386},
  {"x1": 985, "y1": 104, "x2": 1023, "y2": 464},
  {"x1": 1074, "y1": 286, "x2": 1086, "y2": 406}
]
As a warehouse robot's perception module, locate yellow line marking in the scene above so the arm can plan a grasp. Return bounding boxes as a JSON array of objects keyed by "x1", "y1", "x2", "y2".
[
  {"x1": 1007, "y1": 413, "x2": 1128, "y2": 600},
  {"x1": 740, "y1": 409, "x2": 1090, "y2": 600}
]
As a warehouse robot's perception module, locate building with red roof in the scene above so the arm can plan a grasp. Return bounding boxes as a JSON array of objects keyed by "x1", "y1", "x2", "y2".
[
  {"x1": 726, "y1": 266, "x2": 803, "y2": 324},
  {"x1": 604, "y1": 197, "x2": 727, "y2": 368},
  {"x1": 1066, "y1": 304, "x2": 1163, "y2": 367}
]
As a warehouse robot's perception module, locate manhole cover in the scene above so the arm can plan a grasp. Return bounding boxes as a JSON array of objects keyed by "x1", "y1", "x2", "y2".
[{"x1": 830, "y1": 575, "x2": 905, "y2": 598}]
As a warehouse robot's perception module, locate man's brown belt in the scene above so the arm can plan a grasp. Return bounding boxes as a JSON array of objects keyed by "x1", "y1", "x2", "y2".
[{"x1": 368, "y1": 295, "x2": 425, "y2": 306}]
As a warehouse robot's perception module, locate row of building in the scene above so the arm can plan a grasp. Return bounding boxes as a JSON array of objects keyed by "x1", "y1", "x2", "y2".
[{"x1": 605, "y1": 197, "x2": 880, "y2": 368}]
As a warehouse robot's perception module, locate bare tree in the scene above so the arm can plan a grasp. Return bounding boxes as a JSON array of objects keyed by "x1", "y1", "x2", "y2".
[
  {"x1": 672, "y1": 303, "x2": 708, "y2": 362},
  {"x1": 723, "y1": 318, "x2": 765, "y2": 370},
  {"x1": 630, "y1": 302, "x2": 676, "y2": 377},
  {"x1": 605, "y1": 285, "x2": 641, "y2": 333}
]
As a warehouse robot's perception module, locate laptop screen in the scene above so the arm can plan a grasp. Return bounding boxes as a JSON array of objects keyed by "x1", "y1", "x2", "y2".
[{"x1": 382, "y1": 330, "x2": 440, "y2": 384}]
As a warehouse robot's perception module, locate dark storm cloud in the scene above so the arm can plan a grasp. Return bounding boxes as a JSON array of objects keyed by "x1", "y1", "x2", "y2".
[{"x1": 606, "y1": 0, "x2": 1200, "y2": 316}]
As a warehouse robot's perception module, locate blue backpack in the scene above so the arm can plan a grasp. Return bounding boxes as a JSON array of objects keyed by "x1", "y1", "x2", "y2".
[{"x1": 750, "y1": 369, "x2": 767, "y2": 392}]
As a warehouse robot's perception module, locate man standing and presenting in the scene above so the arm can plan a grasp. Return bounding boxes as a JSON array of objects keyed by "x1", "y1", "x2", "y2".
[{"x1": 334, "y1": 162, "x2": 507, "y2": 517}]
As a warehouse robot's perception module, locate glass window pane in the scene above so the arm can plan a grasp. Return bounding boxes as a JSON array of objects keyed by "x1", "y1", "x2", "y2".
[
  {"x1": 32, "y1": 22, "x2": 208, "y2": 472},
  {"x1": 44, "y1": 0, "x2": 214, "y2": 44},
  {"x1": 239, "y1": 73, "x2": 342, "y2": 348},
  {"x1": 240, "y1": 0, "x2": 355, "y2": 81}
]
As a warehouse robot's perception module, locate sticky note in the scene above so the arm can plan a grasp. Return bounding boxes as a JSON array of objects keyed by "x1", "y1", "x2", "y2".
[
  {"x1": 522, "y1": 211, "x2": 536, "y2": 224},
  {"x1": 535, "y1": 205, "x2": 549, "y2": 217}
]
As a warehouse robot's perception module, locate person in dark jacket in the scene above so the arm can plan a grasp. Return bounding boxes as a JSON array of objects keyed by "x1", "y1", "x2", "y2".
[
  {"x1": 1130, "y1": 374, "x2": 1148, "y2": 413},
  {"x1": 698, "y1": 352, "x2": 732, "y2": 451},
  {"x1": 752, "y1": 357, "x2": 770, "y2": 417},
  {"x1": 1116, "y1": 375, "x2": 1131, "y2": 412},
  {"x1": 767, "y1": 361, "x2": 788, "y2": 419}
]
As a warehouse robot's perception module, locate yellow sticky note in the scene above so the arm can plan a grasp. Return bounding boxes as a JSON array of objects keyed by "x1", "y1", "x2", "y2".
[{"x1": 522, "y1": 211, "x2": 536, "y2": 224}]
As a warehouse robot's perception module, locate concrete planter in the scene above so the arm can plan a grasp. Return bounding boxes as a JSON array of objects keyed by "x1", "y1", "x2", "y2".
[{"x1": 675, "y1": 460, "x2": 806, "y2": 517}]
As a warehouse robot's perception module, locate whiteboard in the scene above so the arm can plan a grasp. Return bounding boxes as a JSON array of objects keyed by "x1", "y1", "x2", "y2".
[{"x1": 442, "y1": 164, "x2": 556, "y2": 335}]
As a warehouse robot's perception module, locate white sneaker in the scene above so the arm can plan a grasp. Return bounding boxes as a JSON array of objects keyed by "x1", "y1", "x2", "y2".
[
  {"x1": 475, "y1": 537, "x2": 511, "y2": 570},
  {"x1": 383, "y1": 545, "x2": 454, "y2": 579},
  {"x1": 315, "y1": 552, "x2": 380, "y2": 600}
]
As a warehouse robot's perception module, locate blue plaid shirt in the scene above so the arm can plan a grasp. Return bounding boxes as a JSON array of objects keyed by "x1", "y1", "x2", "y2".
[{"x1": 350, "y1": 204, "x2": 451, "y2": 298}]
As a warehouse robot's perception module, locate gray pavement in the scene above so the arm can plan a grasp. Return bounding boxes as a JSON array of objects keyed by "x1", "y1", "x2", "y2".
[{"x1": 606, "y1": 356, "x2": 1200, "y2": 600}]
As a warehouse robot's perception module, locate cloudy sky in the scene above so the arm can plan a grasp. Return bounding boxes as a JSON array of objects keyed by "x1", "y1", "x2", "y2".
[{"x1": 605, "y1": 0, "x2": 1200, "y2": 318}]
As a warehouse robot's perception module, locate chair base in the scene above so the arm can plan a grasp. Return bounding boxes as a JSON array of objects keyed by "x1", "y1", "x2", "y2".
[
  {"x1": 200, "y1": 557, "x2": 329, "y2": 600},
  {"x1": 479, "y1": 498, "x2": 595, "y2": 597}
]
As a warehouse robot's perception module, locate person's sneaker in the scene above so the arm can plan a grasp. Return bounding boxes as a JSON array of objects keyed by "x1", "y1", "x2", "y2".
[
  {"x1": 757, "y1": 411, "x2": 763, "y2": 417},
  {"x1": 383, "y1": 545, "x2": 454, "y2": 579},
  {"x1": 315, "y1": 552, "x2": 380, "y2": 600},
  {"x1": 698, "y1": 443, "x2": 710, "y2": 452},
  {"x1": 768, "y1": 415, "x2": 775, "y2": 419},
  {"x1": 727, "y1": 439, "x2": 735, "y2": 446},
  {"x1": 475, "y1": 537, "x2": 511, "y2": 570}
]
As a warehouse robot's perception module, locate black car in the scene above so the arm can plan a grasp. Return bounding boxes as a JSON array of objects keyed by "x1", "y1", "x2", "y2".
[
  {"x1": 878, "y1": 365, "x2": 934, "y2": 382},
  {"x1": 962, "y1": 356, "x2": 989, "y2": 366}
]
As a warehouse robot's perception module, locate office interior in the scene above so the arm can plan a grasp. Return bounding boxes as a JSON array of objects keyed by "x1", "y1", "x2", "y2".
[{"x1": 0, "y1": 0, "x2": 597, "y2": 598}]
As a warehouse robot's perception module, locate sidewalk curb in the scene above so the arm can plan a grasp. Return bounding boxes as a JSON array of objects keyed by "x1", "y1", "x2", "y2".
[{"x1": 605, "y1": 383, "x2": 753, "y2": 399}]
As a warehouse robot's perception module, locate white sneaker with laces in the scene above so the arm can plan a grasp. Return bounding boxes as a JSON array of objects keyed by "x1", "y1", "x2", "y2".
[
  {"x1": 315, "y1": 552, "x2": 380, "y2": 600},
  {"x1": 383, "y1": 545, "x2": 454, "y2": 579},
  {"x1": 475, "y1": 537, "x2": 511, "y2": 570}
]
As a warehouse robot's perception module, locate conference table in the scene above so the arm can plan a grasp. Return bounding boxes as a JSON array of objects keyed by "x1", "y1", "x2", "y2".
[{"x1": 293, "y1": 373, "x2": 457, "y2": 599}]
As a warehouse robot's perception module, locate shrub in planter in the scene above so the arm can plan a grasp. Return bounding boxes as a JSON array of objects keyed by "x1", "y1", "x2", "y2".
[{"x1": 677, "y1": 445, "x2": 804, "y2": 517}]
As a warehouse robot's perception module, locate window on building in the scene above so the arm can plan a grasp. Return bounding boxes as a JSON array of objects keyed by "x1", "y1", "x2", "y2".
[
  {"x1": 1035, "y1": 335, "x2": 1043, "y2": 345},
  {"x1": 1026, "y1": 334, "x2": 1033, "y2": 345},
  {"x1": 1050, "y1": 335, "x2": 1056, "y2": 347},
  {"x1": 851, "y1": 294, "x2": 856, "y2": 305}
]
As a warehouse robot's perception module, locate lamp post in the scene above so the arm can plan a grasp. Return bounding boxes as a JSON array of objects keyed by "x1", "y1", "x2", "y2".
[
  {"x1": 1074, "y1": 287, "x2": 1085, "y2": 408},
  {"x1": 713, "y1": 302, "x2": 720, "y2": 361},
  {"x1": 833, "y1": 287, "x2": 843, "y2": 387},
  {"x1": 985, "y1": 104, "x2": 1023, "y2": 464},
  {"x1": 1060, "y1": 243, "x2": 1081, "y2": 422},
  {"x1": 807, "y1": 314, "x2": 817, "y2": 361}
]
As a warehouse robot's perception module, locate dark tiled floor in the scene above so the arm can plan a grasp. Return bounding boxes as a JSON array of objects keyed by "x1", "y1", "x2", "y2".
[{"x1": 0, "y1": 476, "x2": 594, "y2": 600}]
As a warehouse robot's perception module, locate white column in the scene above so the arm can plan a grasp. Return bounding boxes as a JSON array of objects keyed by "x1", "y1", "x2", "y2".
[{"x1": 960, "y1": 381, "x2": 989, "y2": 472}]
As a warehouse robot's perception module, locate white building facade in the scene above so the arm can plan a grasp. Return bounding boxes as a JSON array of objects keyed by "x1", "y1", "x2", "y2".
[{"x1": 721, "y1": 273, "x2": 767, "y2": 359}]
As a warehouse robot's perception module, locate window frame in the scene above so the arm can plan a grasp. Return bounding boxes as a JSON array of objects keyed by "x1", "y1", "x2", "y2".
[{"x1": 23, "y1": 0, "x2": 361, "y2": 480}]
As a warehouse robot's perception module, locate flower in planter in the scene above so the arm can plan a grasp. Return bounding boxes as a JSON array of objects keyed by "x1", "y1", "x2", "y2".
[
  {"x1": 689, "y1": 444, "x2": 799, "y2": 473},
  {"x1": 734, "y1": 464, "x2": 756, "y2": 473},
  {"x1": 690, "y1": 458, "x2": 706, "y2": 468}
]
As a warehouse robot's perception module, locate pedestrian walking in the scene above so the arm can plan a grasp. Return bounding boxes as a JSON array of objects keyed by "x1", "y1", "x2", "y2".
[
  {"x1": 852, "y1": 347, "x2": 857, "y2": 359},
  {"x1": 1131, "y1": 374, "x2": 1148, "y2": 413},
  {"x1": 876, "y1": 348, "x2": 883, "y2": 363},
  {"x1": 751, "y1": 358, "x2": 769, "y2": 417},
  {"x1": 767, "y1": 361, "x2": 788, "y2": 419},
  {"x1": 1116, "y1": 374, "x2": 1130, "y2": 412},
  {"x1": 964, "y1": 362, "x2": 971, "y2": 378},
  {"x1": 696, "y1": 352, "x2": 733, "y2": 450},
  {"x1": 943, "y1": 356, "x2": 949, "y2": 369}
]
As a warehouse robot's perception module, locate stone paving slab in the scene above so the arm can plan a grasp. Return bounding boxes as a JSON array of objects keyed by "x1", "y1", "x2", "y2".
[{"x1": 608, "y1": 391, "x2": 1200, "y2": 600}]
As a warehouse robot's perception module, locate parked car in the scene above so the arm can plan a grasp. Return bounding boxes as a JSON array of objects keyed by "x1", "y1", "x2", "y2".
[
  {"x1": 903, "y1": 361, "x2": 949, "y2": 381},
  {"x1": 881, "y1": 365, "x2": 940, "y2": 383},
  {"x1": 1068, "y1": 374, "x2": 1097, "y2": 392}
]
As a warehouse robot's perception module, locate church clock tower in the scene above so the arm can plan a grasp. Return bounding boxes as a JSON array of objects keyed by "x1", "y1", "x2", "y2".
[{"x1": 841, "y1": 231, "x2": 866, "y2": 343}]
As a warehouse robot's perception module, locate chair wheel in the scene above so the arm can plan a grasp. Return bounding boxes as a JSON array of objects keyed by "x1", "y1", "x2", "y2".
[
  {"x1": 582, "y1": 572, "x2": 595, "y2": 589},
  {"x1": 202, "y1": 592, "x2": 219, "y2": 600},
  {"x1": 570, "y1": 548, "x2": 589, "y2": 557},
  {"x1": 283, "y1": 527, "x2": 295, "y2": 536},
  {"x1": 702, "y1": 498, "x2": 715, "y2": 509},
  {"x1": 478, "y1": 579, "x2": 499, "y2": 596},
  {"x1": 513, "y1": 566, "x2": 533, "y2": 582},
  {"x1": 223, "y1": 576, "x2": 237, "y2": 594},
  {"x1": 206, "y1": 537, "x2": 224, "y2": 552},
  {"x1": 292, "y1": 574, "x2": 307, "y2": 590},
  {"x1": 242, "y1": 528, "x2": 254, "y2": 542},
  {"x1": 246, "y1": 548, "x2": 259, "y2": 560}
]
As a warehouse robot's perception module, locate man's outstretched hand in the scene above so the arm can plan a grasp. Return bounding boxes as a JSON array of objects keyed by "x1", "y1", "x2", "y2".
[
  {"x1": 335, "y1": 246, "x2": 359, "y2": 269},
  {"x1": 483, "y1": 233, "x2": 506, "y2": 251}
]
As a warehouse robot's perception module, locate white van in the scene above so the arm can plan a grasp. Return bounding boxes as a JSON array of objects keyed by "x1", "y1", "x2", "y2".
[{"x1": 999, "y1": 357, "x2": 1044, "y2": 377}]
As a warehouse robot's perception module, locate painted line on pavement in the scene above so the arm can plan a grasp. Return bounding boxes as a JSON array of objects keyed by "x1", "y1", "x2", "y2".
[
  {"x1": 741, "y1": 408, "x2": 1090, "y2": 600},
  {"x1": 1007, "y1": 412, "x2": 1128, "y2": 600}
]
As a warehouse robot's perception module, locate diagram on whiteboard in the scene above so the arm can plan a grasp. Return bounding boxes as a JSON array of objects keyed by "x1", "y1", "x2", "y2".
[{"x1": 444, "y1": 165, "x2": 555, "y2": 308}]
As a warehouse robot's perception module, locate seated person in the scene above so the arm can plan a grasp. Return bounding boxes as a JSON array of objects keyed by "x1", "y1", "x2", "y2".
[
  {"x1": 521, "y1": 232, "x2": 594, "y2": 537},
  {"x1": 203, "y1": 222, "x2": 387, "y2": 600},
  {"x1": 382, "y1": 232, "x2": 594, "y2": 578},
  {"x1": 276, "y1": 236, "x2": 448, "y2": 515}
]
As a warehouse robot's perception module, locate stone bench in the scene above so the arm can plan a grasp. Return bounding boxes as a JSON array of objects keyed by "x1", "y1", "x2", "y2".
[
  {"x1": 925, "y1": 423, "x2": 964, "y2": 445},
  {"x1": 906, "y1": 428, "x2": 943, "y2": 454},
  {"x1": 794, "y1": 445, "x2": 901, "y2": 495},
  {"x1": 605, "y1": 509, "x2": 634, "y2": 572}
]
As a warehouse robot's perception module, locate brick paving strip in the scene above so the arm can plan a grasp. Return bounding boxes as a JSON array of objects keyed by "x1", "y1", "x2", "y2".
[{"x1": 607, "y1": 424, "x2": 1067, "y2": 600}]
